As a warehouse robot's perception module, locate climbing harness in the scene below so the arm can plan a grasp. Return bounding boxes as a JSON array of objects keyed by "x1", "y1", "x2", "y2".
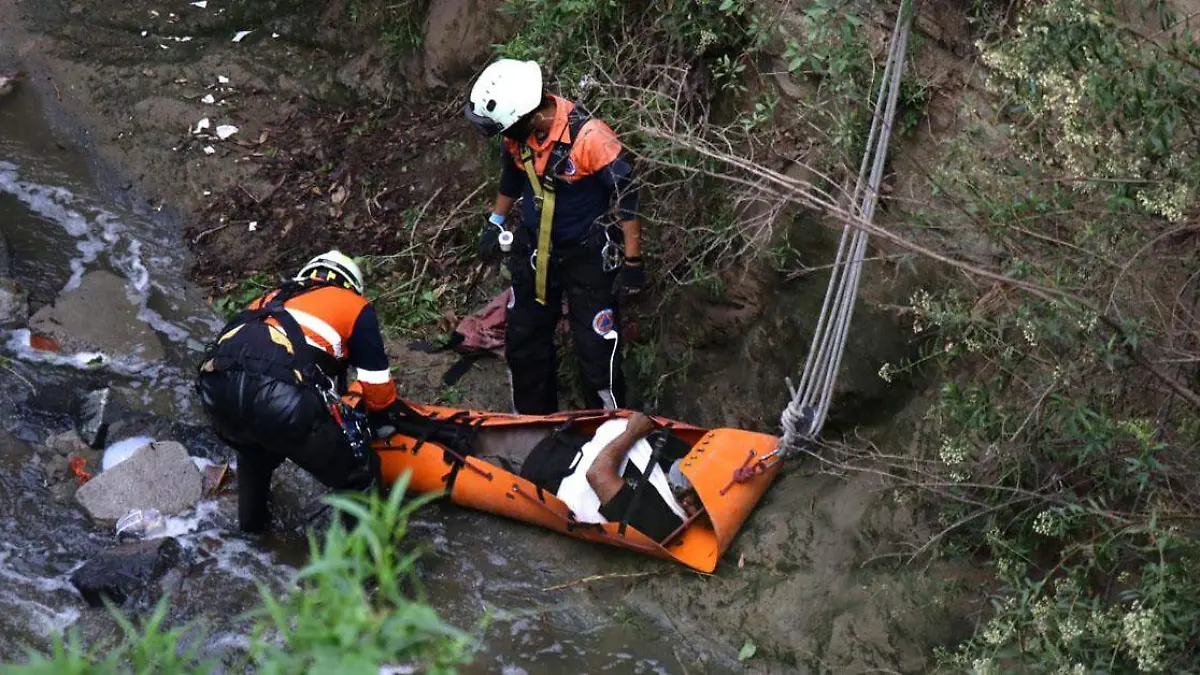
[
  {"x1": 198, "y1": 280, "x2": 365, "y2": 459},
  {"x1": 727, "y1": 0, "x2": 916, "y2": 484},
  {"x1": 517, "y1": 104, "x2": 614, "y2": 302}
]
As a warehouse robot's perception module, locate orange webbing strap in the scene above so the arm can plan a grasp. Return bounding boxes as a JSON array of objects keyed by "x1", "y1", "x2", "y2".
[{"x1": 519, "y1": 144, "x2": 555, "y2": 305}]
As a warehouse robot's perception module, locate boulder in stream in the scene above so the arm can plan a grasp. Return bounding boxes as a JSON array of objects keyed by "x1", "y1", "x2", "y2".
[
  {"x1": 69, "y1": 537, "x2": 182, "y2": 608},
  {"x1": 28, "y1": 269, "x2": 165, "y2": 361},
  {"x1": 75, "y1": 441, "x2": 203, "y2": 521},
  {"x1": 0, "y1": 278, "x2": 28, "y2": 328}
]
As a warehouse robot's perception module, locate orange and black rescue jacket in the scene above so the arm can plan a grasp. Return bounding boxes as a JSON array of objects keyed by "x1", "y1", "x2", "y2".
[
  {"x1": 499, "y1": 95, "x2": 638, "y2": 245},
  {"x1": 202, "y1": 281, "x2": 397, "y2": 412}
]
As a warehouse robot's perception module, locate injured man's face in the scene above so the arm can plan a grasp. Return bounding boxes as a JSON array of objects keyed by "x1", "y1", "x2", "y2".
[{"x1": 667, "y1": 459, "x2": 702, "y2": 517}]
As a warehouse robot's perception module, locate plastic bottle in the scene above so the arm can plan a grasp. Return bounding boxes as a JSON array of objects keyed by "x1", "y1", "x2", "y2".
[{"x1": 115, "y1": 508, "x2": 166, "y2": 542}]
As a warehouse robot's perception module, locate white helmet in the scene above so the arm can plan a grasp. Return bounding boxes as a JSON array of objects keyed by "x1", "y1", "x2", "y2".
[
  {"x1": 296, "y1": 250, "x2": 365, "y2": 295},
  {"x1": 464, "y1": 59, "x2": 543, "y2": 136}
]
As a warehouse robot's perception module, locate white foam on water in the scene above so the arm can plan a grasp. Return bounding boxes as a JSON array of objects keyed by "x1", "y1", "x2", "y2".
[
  {"x1": 160, "y1": 499, "x2": 222, "y2": 539},
  {"x1": 3, "y1": 329, "x2": 161, "y2": 378},
  {"x1": 101, "y1": 436, "x2": 155, "y2": 471},
  {"x1": 208, "y1": 538, "x2": 296, "y2": 586},
  {"x1": 0, "y1": 546, "x2": 83, "y2": 637},
  {"x1": 0, "y1": 161, "x2": 203, "y2": 353},
  {"x1": 0, "y1": 589, "x2": 81, "y2": 635}
]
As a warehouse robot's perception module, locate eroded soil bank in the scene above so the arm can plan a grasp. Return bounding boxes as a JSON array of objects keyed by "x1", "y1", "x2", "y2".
[{"x1": 0, "y1": 0, "x2": 975, "y2": 671}]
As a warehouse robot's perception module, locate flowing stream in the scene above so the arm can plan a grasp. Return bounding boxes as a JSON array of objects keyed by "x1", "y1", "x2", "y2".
[{"x1": 0, "y1": 75, "x2": 732, "y2": 674}]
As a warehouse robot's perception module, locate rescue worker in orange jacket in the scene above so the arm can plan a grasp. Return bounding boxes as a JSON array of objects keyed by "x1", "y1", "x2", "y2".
[
  {"x1": 195, "y1": 250, "x2": 407, "y2": 532},
  {"x1": 464, "y1": 58, "x2": 644, "y2": 414}
]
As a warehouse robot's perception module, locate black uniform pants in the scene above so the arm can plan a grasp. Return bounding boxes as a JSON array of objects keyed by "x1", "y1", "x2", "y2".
[
  {"x1": 197, "y1": 370, "x2": 380, "y2": 532},
  {"x1": 505, "y1": 229, "x2": 624, "y2": 414}
]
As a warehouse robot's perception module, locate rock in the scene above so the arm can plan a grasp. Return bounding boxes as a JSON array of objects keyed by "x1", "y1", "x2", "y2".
[
  {"x1": 46, "y1": 429, "x2": 92, "y2": 457},
  {"x1": 771, "y1": 57, "x2": 815, "y2": 102},
  {"x1": 75, "y1": 441, "x2": 204, "y2": 521},
  {"x1": 0, "y1": 226, "x2": 10, "y2": 277},
  {"x1": 0, "y1": 278, "x2": 28, "y2": 328},
  {"x1": 76, "y1": 388, "x2": 118, "y2": 448},
  {"x1": 422, "y1": 0, "x2": 507, "y2": 87},
  {"x1": 69, "y1": 537, "x2": 182, "y2": 608},
  {"x1": 28, "y1": 270, "x2": 165, "y2": 361}
]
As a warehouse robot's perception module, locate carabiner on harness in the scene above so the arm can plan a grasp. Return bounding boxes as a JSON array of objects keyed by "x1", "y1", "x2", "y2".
[
  {"x1": 600, "y1": 232, "x2": 622, "y2": 274},
  {"x1": 318, "y1": 375, "x2": 369, "y2": 462}
]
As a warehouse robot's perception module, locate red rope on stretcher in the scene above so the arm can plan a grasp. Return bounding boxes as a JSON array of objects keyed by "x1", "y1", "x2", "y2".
[{"x1": 718, "y1": 449, "x2": 771, "y2": 496}]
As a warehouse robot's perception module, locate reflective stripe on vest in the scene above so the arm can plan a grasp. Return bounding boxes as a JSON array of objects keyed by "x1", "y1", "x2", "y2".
[
  {"x1": 284, "y1": 307, "x2": 345, "y2": 358},
  {"x1": 356, "y1": 367, "x2": 391, "y2": 384}
]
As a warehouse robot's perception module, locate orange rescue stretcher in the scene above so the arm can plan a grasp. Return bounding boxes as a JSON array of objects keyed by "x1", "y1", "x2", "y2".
[{"x1": 368, "y1": 400, "x2": 783, "y2": 573}]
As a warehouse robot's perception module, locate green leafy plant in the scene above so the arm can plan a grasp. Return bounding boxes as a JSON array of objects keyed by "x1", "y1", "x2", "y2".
[{"x1": 211, "y1": 273, "x2": 272, "y2": 319}]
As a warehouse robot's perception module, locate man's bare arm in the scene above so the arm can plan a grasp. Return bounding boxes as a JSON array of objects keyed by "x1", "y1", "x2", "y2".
[{"x1": 586, "y1": 413, "x2": 654, "y2": 503}]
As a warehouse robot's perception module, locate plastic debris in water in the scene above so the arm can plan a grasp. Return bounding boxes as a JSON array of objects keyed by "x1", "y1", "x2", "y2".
[
  {"x1": 116, "y1": 508, "x2": 166, "y2": 542},
  {"x1": 215, "y1": 124, "x2": 238, "y2": 140},
  {"x1": 28, "y1": 332, "x2": 60, "y2": 353},
  {"x1": 68, "y1": 456, "x2": 92, "y2": 484},
  {"x1": 232, "y1": 30, "x2": 251, "y2": 43}
]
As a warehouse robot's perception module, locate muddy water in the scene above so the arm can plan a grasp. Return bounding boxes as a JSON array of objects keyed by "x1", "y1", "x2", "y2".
[{"x1": 0, "y1": 79, "x2": 731, "y2": 673}]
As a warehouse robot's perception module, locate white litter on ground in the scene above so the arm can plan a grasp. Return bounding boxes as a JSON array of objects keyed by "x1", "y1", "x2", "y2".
[
  {"x1": 190, "y1": 1, "x2": 208, "y2": 7},
  {"x1": 201, "y1": 94, "x2": 215, "y2": 104},
  {"x1": 217, "y1": 75, "x2": 230, "y2": 84},
  {"x1": 193, "y1": 117, "x2": 210, "y2": 134},
  {"x1": 232, "y1": 30, "x2": 251, "y2": 43},
  {"x1": 203, "y1": 146, "x2": 215, "y2": 155},
  {"x1": 215, "y1": 125, "x2": 238, "y2": 140}
]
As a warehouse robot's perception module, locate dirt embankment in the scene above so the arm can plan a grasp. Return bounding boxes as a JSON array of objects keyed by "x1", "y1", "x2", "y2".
[{"x1": 0, "y1": 0, "x2": 989, "y2": 670}]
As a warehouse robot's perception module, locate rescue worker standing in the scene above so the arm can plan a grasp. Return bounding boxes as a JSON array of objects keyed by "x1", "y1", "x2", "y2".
[
  {"x1": 464, "y1": 58, "x2": 644, "y2": 414},
  {"x1": 196, "y1": 251, "x2": 407, "y2": 532}
]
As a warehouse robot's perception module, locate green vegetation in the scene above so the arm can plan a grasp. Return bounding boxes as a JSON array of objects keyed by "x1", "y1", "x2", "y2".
[
  {"x1": 348, "y1": 0, "x2": 429, "y2": 59},
  {"x1": 844, "y1": 0, "x2": 1200, "y2": 670},
  {"x1": 7, "y1": 478, "x2": 473, "y2": 674},
  {"x1": 211, "y1": 273, "x2": 273, "y2": 319}
]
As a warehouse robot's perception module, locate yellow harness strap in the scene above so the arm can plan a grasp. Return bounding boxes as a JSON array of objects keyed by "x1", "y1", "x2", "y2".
[{"x1": 519, "y1": 144, "x2": 555, "y2": 305}]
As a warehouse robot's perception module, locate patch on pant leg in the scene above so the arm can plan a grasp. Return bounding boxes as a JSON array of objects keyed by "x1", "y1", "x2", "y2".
[{"x1": 592, "y1": 308, "x2": 616, "y2": 336}]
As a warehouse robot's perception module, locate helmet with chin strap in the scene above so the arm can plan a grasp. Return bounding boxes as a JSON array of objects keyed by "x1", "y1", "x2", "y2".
[
  {"x1": 295, "y1": 250, "x2": 365, "y2": 295},
  {"x1": 463, "y1": 59, "x2": 543, "y2": 136}
]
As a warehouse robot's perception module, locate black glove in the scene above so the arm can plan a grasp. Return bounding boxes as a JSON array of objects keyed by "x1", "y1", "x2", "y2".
[
  {"x1": 613, "y1": 262, "x2": 646, "y2": 295},
  {"x1": 477, "y1": 221, "x2": 503, "y2": 262},
  {"x1": 368, "y1": 405, "x2": 407, "y2": 440}
]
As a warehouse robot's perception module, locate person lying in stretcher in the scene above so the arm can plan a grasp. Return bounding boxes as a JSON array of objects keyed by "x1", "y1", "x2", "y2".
[{"x1": 519, "y1": 412, "x2": 702, "y2": 542}]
